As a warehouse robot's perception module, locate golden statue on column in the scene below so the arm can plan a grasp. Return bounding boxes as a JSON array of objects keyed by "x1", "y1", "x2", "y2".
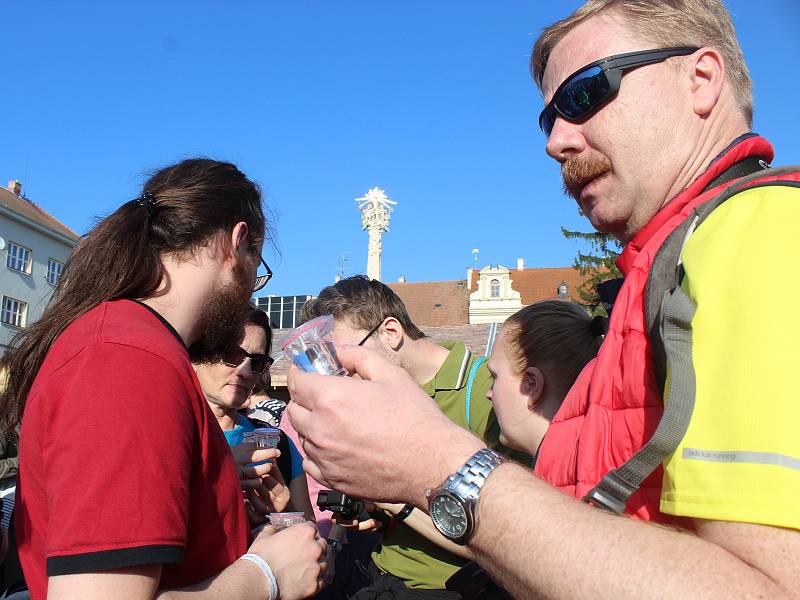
[{"x1": 355, "y1": 187, "x2": 396, "y2": 281}]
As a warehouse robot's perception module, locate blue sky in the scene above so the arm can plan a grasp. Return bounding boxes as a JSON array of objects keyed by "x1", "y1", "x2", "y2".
[{"x1": 3, "y1": 1, "x2": 799, "y2": 297}]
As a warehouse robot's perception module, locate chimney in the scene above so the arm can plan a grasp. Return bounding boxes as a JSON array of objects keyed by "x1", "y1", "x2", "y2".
[
  {"x1": 7, "y1": 180, "x2": 21, "y2": 196},
  {"x1": 517, "y1": 258, "x2": 524, "y2": 271},
  {"x1": 398, "y1": 275, "x2": 406, "y2": 283}
]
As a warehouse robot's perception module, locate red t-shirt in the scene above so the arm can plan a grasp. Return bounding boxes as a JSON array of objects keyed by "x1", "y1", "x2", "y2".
[{"x1": 16, "y1": 300, "x2": 248, "y2": 599}]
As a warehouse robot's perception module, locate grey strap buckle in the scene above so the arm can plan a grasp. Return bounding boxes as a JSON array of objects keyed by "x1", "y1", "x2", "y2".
[{"x1": 583, "y1": 472, "x2": 638, "y2": 515}]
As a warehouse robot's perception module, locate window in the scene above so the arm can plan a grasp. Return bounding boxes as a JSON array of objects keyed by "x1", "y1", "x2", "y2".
[
  {"x1": 269, "y1": 299, "x2": 283, "y2": 329},
  {"x1": 7, "y1": 242, "x2": 32, "y2": 274},
  {"x1": 490, "y1": 279, "x2": 501, "y2": 298},
  {"x1": 282, "y1": 303, "x2": 295, "y2": 329},
  {"x1": 256, "y1": 295, "x2": 313, "y2": 329},
  {"x1": 47, "y1": 258, "x2": 64, "y2": 285},
  {"x1": 1, "y1": 296, "x2": 28, "y2": 328}
]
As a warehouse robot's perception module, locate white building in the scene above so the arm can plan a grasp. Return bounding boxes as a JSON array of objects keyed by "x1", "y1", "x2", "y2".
[
  {"x1": 0, "y1": 180, "x2": 79, "y2": 353},
  {"x1": 467, "y1": 264, "x2": 524, "y2": 324}
]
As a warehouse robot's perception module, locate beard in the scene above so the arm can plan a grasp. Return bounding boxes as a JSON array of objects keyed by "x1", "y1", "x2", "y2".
[
  {"x1": 561, "y1": 153, "x2": 613, "y2": 200},
  {"x1": 189, "y1": 260, "x2": 254, "y2": 364}
]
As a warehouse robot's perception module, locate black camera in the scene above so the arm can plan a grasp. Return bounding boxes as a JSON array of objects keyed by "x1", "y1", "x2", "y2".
[{"x1": 317, "y1": 490, "x2": 368, "y2": 521}]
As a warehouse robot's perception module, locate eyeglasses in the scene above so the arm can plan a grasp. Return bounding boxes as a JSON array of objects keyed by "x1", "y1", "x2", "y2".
[
  {"x1": 538, "y1": 47, "x2": 699, "y2": 137},
  {"x1": 357, "y1": 321, "x2": 383, "y2": 346},
  {"x1": 222, "y1": 346, "x2": 275, "y2": 374},
  {"x1": 253, "y1": 256, "x2": 273, "y2": 293}
]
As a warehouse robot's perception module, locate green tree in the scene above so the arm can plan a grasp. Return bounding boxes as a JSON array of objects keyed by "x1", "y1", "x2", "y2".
[{"x1": 561, "y1": 227, "x2": 622, "y2": 310}]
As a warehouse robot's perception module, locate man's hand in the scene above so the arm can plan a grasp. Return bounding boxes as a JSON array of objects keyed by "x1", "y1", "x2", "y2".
[
  {"x1": 287, "y1": 345, "x2": 483, "y2": 506},
  {"x1": 248, "y1": 523, "x2": 328, "y2": 600}
]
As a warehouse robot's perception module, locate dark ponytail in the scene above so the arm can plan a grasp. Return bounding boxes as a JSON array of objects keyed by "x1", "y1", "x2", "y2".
[
  {"x1": 503, "y1": 300, "x2": 604, "y2": 399},
  {"x1": 0, "y1": 158, "x2": 267, "y2": 432}
]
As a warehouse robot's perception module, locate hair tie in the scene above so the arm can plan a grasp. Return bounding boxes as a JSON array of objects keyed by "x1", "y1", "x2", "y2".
[
  {"x1": 136, "y1": 191, "x2": 160, "y2": 220},
  {"x1": 590, "y1": 315, "x2": 609, "y2": 337}
]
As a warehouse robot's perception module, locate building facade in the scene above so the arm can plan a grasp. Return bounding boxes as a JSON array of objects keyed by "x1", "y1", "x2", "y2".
[
  {"x1": 467, "y1": 265, "x2": 524, "y2": 324},
  {"x1": 0, "y1": 181, "x2": 79, "y2": 353},
  {"x1": 255, "y1": 294, "x2": 313, "y2": 331},
  {"x1": 386, "y1": 259, "x2": 591, "y2": 327}
]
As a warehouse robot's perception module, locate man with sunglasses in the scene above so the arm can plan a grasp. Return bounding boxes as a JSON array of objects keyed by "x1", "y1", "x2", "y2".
[{"x1": 287, "y1": 1, "x2": 800, "y2": 598}]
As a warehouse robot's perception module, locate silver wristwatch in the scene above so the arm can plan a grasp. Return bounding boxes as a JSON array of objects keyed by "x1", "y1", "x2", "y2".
[{"x1": 426, "y1": 448, "x2": 504, "y2": 545}]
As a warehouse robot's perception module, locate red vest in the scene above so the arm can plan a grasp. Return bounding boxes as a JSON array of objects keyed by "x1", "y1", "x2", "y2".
[{"x1": 533, "y1": 134, "x2": 775, "y2": 521}]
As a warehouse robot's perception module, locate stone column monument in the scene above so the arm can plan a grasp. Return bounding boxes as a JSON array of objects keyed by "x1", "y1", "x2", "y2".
[{"x1": 355, "y1": 187, "x2": 396, "y2": 281}]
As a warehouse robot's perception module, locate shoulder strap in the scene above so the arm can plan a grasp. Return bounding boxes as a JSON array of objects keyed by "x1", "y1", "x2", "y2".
[
  {"x1": 584, "y1": 286, "x2": 697, "y2": 513},
  {"x1": 585, "y1": 164, "x2": 800, "y2": 514},
  {"x1": 465, "y1": 356, "x2": 487, "y2": 432}
]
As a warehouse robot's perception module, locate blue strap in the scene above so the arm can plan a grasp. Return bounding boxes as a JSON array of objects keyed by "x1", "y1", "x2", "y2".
[{"x1": 465, "y1": 356, "x2": 487, "y2": 432}]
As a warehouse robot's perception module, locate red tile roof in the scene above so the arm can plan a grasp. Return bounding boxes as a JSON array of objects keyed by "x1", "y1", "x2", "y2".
[
  {"x1": 386, "y1": 279, "x2": 470, "y2": 327},
  {"x1": 0, "y1": 187, "x2": 80, "y2": 241},
  {"x1": 423, "y1": 323, "x2": 493, "y2": 355},
  {"x1": 470, "y1": 267, "x2": 592, "y2": 305}
]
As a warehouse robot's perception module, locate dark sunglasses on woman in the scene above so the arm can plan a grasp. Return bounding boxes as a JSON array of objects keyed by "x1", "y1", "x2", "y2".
[
  {"x1": 539, "y1": 46, "x2": 699, "y2": 137},
  {"x1": 222, "y1": 346, "x2": 275, "y2": 374}
]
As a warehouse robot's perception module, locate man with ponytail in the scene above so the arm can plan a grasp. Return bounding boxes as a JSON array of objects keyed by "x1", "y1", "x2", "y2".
[{"x1": 1, "y1": 159, "x2": 326, "y2": 599}]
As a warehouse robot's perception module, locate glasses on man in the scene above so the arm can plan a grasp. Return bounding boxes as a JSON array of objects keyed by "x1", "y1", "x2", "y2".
[
  {"x1": 222, "y1": 346, "x2": 275, "y2": 374},
  {"x1": 538, "y1": 47, "x2": 699, "y2": 137},
  {"x1": 253, "y1": 256, "x2": 273, "y2": 293},
  {"x1": 358, "y1": 321, "x2": 383, "y2": 346}
]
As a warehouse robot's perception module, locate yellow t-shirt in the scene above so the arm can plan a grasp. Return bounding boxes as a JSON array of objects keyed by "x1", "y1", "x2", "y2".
[{"x1": 660, "y1": 182, "x2": 800, "y2": 529}]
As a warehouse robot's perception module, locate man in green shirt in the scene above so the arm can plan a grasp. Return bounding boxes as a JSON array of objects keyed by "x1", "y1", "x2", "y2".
[{"x1": 301, "y1": 276, "x2": 523, "y2": 596}]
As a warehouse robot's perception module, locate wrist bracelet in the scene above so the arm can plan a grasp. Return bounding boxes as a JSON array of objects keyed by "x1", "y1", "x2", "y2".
[
  {"x1": 395, "y1": 503, "x2": 415, "y2": 522},
  {"x1": 239, "y1": 553, "x2": 278, "y2": 600}
]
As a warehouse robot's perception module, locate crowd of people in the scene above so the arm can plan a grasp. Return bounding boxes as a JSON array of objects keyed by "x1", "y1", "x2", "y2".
[{"x1": 1, "y1": 0, "x2": 798, "y2": 598}]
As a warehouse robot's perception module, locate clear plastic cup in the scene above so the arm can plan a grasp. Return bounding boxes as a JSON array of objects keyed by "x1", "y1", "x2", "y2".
[
  {"x1": 269, "y1": 511, "x2": 307, "y2": 531},
  {"x1": 240, "y1": 429, "x2": 279, "y2": 464},
  {"x1": 281, "y1": 315, "x2": 348, "y2": 376},
  {"x1": 253, "y1": 427, "x2": 281, "y2": 450}
]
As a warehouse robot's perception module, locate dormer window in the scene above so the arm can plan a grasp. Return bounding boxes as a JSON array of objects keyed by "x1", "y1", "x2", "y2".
[
  {"x1": 558, "y1": 281, "x2": 568, "y2": 298},
  {"x1": 490, "y1": 279, "x2": 501, "y2": 298}
]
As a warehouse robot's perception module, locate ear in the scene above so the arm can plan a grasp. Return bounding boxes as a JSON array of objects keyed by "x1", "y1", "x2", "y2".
[
  {"x1": 688, "y1": 48, "x2": 725, "y2": 117},
  {"x1": 381, "y1": 317, "x2": 404, "y2": 350},
  {"x1": 229, "y1": 221, "x2": 250, "y2": 257},
  {"x1": 521, "y1": 366, "x2": 545, "y2": 410}
]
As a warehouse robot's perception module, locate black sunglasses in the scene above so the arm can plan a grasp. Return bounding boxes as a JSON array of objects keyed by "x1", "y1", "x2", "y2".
[
  {"x1": 222, "y1": 346, "x2": 275, "y2": 374},
  {"x1": 539, "y1": 47, "x2": 699, "y2": 137},
  {"x1": 253, "y1": 256, "x2": 273, "y2": 293},
  {"x1": 358, "y1": 321, "x2": 383, "y2": 346}
]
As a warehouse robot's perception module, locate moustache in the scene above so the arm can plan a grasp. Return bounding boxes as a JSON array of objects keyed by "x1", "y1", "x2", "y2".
[{"x1": 562, "y1": 154, "x2": 613, "y2": 199}]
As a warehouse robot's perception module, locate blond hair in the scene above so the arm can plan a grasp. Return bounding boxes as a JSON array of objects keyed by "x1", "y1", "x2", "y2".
[{"x1": 530, "y1": 0, "x2": 753, "y2": 125}]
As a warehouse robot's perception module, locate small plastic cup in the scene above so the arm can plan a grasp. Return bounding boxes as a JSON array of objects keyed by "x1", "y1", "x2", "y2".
[
  {"x1": 269, "y1": 511, "x2": 307, "y2": 531},
  {"x1": 253, "y1": 427, "x2": 281, "y2": 450},
  {"x1": 281, "y1": 315, "x2": 348, "y2": 376}
]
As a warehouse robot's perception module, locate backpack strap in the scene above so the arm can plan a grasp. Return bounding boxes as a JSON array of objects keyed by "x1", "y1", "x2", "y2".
[
  {"x1": 465, "y1": 356, "x2": 487, "y2": 432},
  {"x1": 585, "y1": 163, "x2": 800, "y2": 514},
  {"x1": 584, "y1": 285, "x2": 697, "y2": 513}
]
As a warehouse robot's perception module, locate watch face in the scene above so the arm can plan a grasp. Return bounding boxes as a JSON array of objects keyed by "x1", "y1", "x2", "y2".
[{"x1": 430, "y1": 492, "x2": 468, "y2": 539}]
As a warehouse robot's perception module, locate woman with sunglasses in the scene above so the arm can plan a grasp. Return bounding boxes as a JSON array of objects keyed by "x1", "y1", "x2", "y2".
[{"x1": 193, "y1": 305, "x2": 315, "y2": 526}]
